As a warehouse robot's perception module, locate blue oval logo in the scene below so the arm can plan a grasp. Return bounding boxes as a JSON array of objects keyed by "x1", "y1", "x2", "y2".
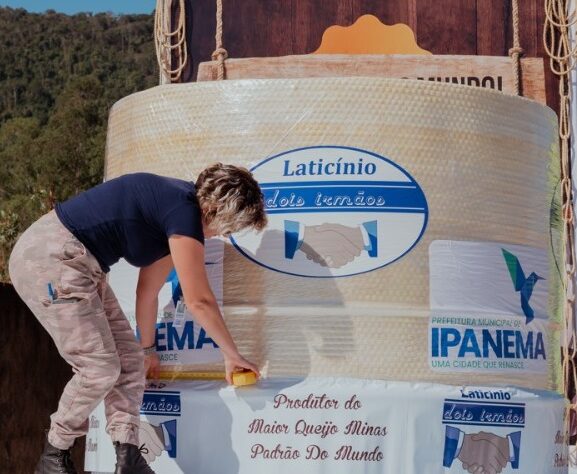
[{"x1": 231, "y1": 146, "x2": 428, "y2": 278}]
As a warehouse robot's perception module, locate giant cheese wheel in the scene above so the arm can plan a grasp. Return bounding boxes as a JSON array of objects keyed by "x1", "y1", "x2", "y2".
[{"x1": 105, "y1": 77, "x2": 562, "y2": 390}]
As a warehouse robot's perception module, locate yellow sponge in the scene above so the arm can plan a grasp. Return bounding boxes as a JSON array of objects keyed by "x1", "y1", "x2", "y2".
[{"x1": 232, "y1": 370, "x2": 257, "y2": 387}]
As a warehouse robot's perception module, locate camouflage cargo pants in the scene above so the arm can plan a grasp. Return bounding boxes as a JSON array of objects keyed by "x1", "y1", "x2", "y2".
[{"x1": 8, "y1": 210, "x2": 145, "y2": 450}]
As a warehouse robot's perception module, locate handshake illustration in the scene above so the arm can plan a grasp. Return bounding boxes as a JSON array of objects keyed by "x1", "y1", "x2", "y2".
[
  {"x1": 138, "y1": 419, "x2": 177, "y2": 463},
  {"x1": 443, "y1": 426, "x2": 521, "y2": 473},
  {"x1": 284, "y1": 220, "x2": 377, "y2": 268}
]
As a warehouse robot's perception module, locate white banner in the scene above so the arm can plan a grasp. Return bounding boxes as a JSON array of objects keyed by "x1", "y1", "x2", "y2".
[
  {"x1": 85, "y1": 377, "x2": 567, "y2": 474},
  {"x1": 429, "y1": 240, "x2": 549, "y2": 375}
]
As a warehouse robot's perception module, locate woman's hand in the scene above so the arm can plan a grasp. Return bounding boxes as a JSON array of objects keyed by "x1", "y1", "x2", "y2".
[
  {"x1": 144, "y1": 352, "x2": 161, "y2": 380},
  {"x1": 224, "y1": 352, "x2": 260, "y2": 385}
]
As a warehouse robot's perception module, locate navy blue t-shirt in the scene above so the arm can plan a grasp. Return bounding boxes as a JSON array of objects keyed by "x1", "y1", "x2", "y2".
[{"x1": 55, "y1": 172, "x2": 204, "y2": 273}]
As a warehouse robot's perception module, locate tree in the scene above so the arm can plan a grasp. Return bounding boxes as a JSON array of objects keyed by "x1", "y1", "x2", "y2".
[{"x1": 0, "y1": 7, "x2": 158, "y2": 282}]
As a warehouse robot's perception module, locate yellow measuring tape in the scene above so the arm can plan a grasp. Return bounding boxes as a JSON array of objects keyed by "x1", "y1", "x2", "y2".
[
  {"x1": 156, "y1": 371, "x2": 225, "y2": 380},
  {"x1": 155, "y1": 370, "x2": 258, "y2": 386}
]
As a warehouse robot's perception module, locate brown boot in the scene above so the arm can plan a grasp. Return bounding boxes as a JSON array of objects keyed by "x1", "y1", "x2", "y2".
[
  {"x1": 34, "y1": 436, "x2": 77, "y2": 474},
  {"x1": 114, "y1": 442, "x2": 156, "y2": 474}
]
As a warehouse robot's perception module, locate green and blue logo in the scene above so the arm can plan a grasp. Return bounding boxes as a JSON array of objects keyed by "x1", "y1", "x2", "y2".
[{"x1": 502, "y1": 249, "x2": 545, "y2": 324}]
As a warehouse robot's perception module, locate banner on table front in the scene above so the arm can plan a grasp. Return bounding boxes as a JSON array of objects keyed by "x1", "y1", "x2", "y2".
[{"x1": 85, "y1": 378, "x2": 566, "y2": 474}]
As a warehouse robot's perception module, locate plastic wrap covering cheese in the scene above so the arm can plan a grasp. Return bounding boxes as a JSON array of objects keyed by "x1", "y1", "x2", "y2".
[{"x1": 104, "y1": 77, "x2": 562, "y2": 389}]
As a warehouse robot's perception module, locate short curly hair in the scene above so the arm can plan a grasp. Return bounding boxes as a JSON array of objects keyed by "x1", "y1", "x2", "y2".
[{"x1": 195, "y1": 163, "x2": 267, "y2": 236}]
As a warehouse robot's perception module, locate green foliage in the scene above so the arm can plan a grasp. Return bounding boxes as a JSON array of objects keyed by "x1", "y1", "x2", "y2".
[{"x1": 0, "y1": 7, "x2": 158, "y2": 282}]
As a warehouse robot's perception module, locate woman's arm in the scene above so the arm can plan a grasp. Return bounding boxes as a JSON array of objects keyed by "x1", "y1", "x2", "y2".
[
  {"x1": 136, "y1": 254, "x2": 175, "y2": 377},
  {"x1": 136, "y1": 254, "x2": 174, "y2": 346},
  {"x1": 168, "y1": 234, "x2": 259, "y2": 383}
]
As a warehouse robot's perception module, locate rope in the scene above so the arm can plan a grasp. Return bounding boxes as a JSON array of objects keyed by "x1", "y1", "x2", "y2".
[
  {"x1": 211, "y1": 0, "x2": 228, "y2": 80},
  {"x1": 154, "y1": 0, "x2": 188, "y2": 83},
  {"x1": 544, "y1": 0, "x2": 577, "y2": 74},
  {"x1": 544, "y1": 0, "x2": 577, "y2": 449},
  {"x1": 509, "y1": 0, "x2": 525, "y2": 95}
]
